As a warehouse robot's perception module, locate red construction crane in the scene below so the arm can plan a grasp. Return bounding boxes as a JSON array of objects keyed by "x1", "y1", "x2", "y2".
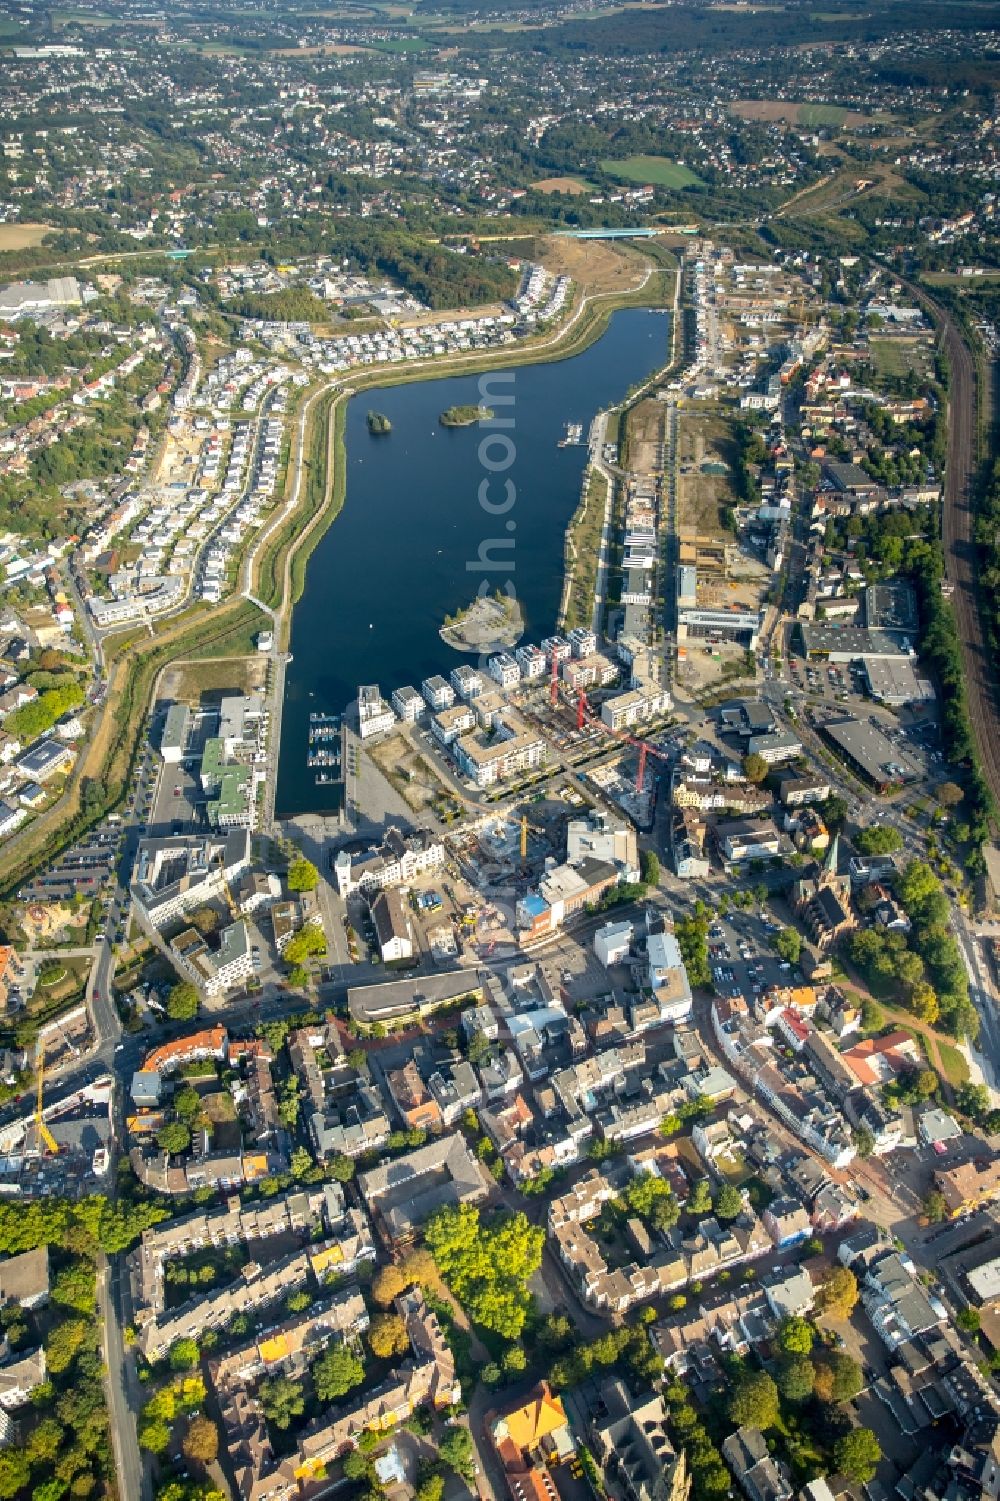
[{"x1": 572, "y1": 688, "x2": 672, "y2": 792}]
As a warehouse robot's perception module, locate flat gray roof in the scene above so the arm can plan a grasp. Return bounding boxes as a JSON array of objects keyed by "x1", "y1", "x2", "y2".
[
  {"x1": 347, "y1": 968, "x2": 482, "y2": 1026},
  {"x1": 822, "y1": 716, "x2": 918, "y2": 785}
]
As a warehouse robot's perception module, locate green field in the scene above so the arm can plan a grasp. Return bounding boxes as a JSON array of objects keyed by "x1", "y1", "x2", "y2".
[
  {"x1": 368, "y1": 33, "x2": 430, "y2": 51},
  {"x1": 798, "y1": 103, "x2": 848, "y2": 127},
  {"x1": 869, "y1": 337, "x2": 931, "y2": 381},
  {"x1": 601, "y1": 155, "x2": 704, "y2": 189}
]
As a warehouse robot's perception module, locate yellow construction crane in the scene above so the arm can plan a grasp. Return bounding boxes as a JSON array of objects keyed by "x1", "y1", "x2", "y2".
[
  {"x1": 215, "y1": 851, "x2": 239, "y2": 921},
  {"x1": 35, "y1": 1041, "x2": 59, "y2": 1156},
  {"x1": 520, "y1": 814, "x2": 528, "y2": 861}
]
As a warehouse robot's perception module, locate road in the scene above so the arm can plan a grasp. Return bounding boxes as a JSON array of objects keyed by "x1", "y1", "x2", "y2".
[{"x1": 99, "y1": 1256, "x2": 149, "y2": 1501}]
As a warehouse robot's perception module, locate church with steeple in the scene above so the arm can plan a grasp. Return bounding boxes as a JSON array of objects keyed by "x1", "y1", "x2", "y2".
[{"x1": 789, "y1": 833, "x2": 857, "y2": 952}]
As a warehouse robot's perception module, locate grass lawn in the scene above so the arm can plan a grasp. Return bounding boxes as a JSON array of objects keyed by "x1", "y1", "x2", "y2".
[
  {"x1": 936, "y1": 1039, "x2": 970, "y2": 1087},
  {"x1": 367, "y1": 34, "x2": 430, "y2": 51},
  {"x1": 869, "y1": 337, "x2": 930, "y2": 381},
  {"x1": 182, "y1": 603, "x2": 270, "y2": 660},
  {"x1": 0, "y1": 223, "x2": 53, "y2": 251},
  {"x1": 601, "y1": 155, "x2": 704, "y2": 190},
  {"x1": 799, "y1": 103, "x2": 847, "y2": 127}
]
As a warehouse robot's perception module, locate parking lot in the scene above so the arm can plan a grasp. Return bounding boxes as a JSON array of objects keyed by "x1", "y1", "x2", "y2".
[{"x1": 707, "y1": 908, "x2": 802, "y2": 1010}]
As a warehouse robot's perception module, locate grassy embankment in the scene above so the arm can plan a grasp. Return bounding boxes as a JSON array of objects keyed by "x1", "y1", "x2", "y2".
[
  {"x1": 562, "y1": 469, "x2": 609, "y2": 633},
  {"x1": 560, "y1": 243, "x2": 681, "y2": 632}
]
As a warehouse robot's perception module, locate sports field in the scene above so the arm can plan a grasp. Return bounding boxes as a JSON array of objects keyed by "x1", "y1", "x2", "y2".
[
  {"x1": 0, "y1": 224, "x2": 52, "y2": 251},
  {"x1": 532, "y1": 176, "x2": 594, "y2": 196},
  {"x1": 600, "y1": 155, "x2": 703, "y2": 189}
]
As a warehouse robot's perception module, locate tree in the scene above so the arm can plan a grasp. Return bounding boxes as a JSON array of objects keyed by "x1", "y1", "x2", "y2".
[
  {"x1": 640, "y1": 850, "x2": 660, "y2": 886},
  {"x1": 860, "y1": 998, "x2": 884, "y2": 1032},
  {"x1": 424, "y1": 1204, "x2": 544, "y2": 1341},
  {"x1": 774, "y1": 928, "x2": 802, "y2": 965},
  {"x1": 0, "y1": 1449, "x2": 30, "y2": 1498},
  {"x1": 852, "y1": 1125, "x2": 875, "y2": 1159},
  {"x1": 439, "y1": 1427, "x2": 475, "y2": 1482},
  {"x1": 313, "y1": 1343, "x2": 365, "y2": 1404},
  {"x1": 158, "y1": 1121, "x2": 191, "y2": 1156},
  {"x1": 908, "y1": 981, "x2": 940, "y2": 1025},
  {"x1": 777, "y1": 1315, "x2": 814, "y2": 1355},
  {"x1": 956, "y1": 1082, "x2": 991, "y2": 1121},
  {"x1": 815, "y1": 1265, "x2": 858, "y2": 1321},
  {"x1": 399, "y1": 1247, "x2": 438, "y2": 1288},
  {"x1": 328, "y1": 1154, "x2": 355, "y2": 1183},
  {"x1": 45, "y1": 1319, "x2": 88, "y2": 1375},
  {"x1": 182, "y1": 1416, "x2": 219, "y2": 1465},
  {"x1": 260, "y1": 1376, "x2": 305, "y2": 1430},
  {"x1": 167, "y1": 982, "x2": 199, "y2": 1021},
  {"x1": 743, "y1": 753, "x2": 768, "y2": 784},
  {"x1": 283, "y1": 928, "x2": 326, "y2": 966},
  {"x1": 923, "y1": 1189, "x2": 948, "y2": 1224},
  {"x1": 833, "y1": 1429, "x2": 881, "y2": 1483},
  {"x1": 169, "y1": 1337, "x2": 201, "y2": 1370},
  {"x1": 714, "y1": 1184, "x2": 744, "y2": 1221},
  {"x1": 651, "y1": 1194, "x2": 681, "y2": 1233},
  {"x1": 187, "y1": 907, "x2": 219, "y2": 938},
  {"x1": 368, "y1": 1313, "x2": 409, "y2": 1359},
  {"x1": 343, "y1": 1454, "x2": 370, "y2": 1482},
  {"x1": 956, "y1": 1307, "x2": 981, "y2": 1333},
  {"x1": 287, "y1": 857, "x2": 319, "y2": 892},
  {"x1": 777, "y1": 1354, "x2": 815, "y2": 1402},
  {"x1": 467, "y1": 1028, "x2": 491, "y2": 1067},
  {"x1": 372, "y1": 1265, "x2": 406, "y2": 1307},
  {"x1": 813, "y1": 1352, "x2": 864, "y2": 1403},
  {"x1": 417, "y1": 1475, "x2": 445, "y2": 1501},
  {"x1": 26, "y1": 1417, "x2": 63, "y2": 1465},
  {"x1": 687, "y1": 1179, "x2": 713, "y2": 1215},
  {"x1": 625, "y1": 1174, "x2": 675, "y2": 1219},
  {"x1": 824, "y1": 795, "x2": 849, "y2": 832},
  {"x1": 174, "y1": 1086, "x2": 203, "y2": 1124},
  {"x1": 728, "y1": 1371, "x2": 779, "y2": 1431},
  {"x1": 290, "y1": 1146, "x2": 314, "y2": 1180},
  {"x1": 51, "y1": 1259, "x2": 96, "y2": 1313},
  {"x1": 936, "y1": 782, "x2": 964, "y2": 808},
  {"x1": 854, "y1": 826, "x2": 903, "y2": 855},
  {"x1": 138, "y1": 1420, "x2": 171, "y2": 1455}
]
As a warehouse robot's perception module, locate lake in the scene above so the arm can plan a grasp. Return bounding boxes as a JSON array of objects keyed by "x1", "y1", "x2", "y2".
[{"x1": 276, "y1": 307, "x2": 668, "y2": 817}]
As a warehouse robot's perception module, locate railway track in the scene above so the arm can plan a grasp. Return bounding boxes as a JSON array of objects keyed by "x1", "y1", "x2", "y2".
[{"x1": 919, "y1": 289, "x2": 1000, "y2": 805}]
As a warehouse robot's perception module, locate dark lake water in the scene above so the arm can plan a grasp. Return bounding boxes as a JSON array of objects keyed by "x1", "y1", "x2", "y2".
[{"x1": 276, "y1": 307, "x2": 668, "y2": 817}]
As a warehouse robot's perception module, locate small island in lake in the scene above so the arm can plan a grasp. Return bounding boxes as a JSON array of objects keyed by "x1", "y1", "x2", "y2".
[
  {"x1": 439, "y1": 404, "x2": 495, "y2": 427},
  {"x1": 367, "y1": 410, "x2": 391, "y2": 434},
  {"x1": 440, "y1": 593, "x2": 524, "y2": 654}
]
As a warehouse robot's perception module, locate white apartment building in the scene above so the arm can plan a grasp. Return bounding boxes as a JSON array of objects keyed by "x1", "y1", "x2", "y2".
[
  {"x1": 488, "y1": 653, "x2": 521, "y2": 689},
  {"x1": 515, "y1": 644, "x2": 547, "y2": 680},
  {"x1": 568, "y1": 627, "x2": 598, "y2": 658},
  {"x1": 450, "y1": 665, "x2": 483, "y2": 702},
  {"x1": 601, "y1": 684, "x2": 672, "y2": 732},
  {"x1": 357, "y1": 685, "x2": 396, "y2": 741},
  {"x1": 595, "y1": 920, "x2": 632, "y2": 968},
  {"x1": 421, "y1": 675, "x2": 455, "y2": 711},
  {"x1": 391, "y1": 686, "x2": 425, "y2": 723},
  {"x1": 454, "y1": 721, "x2": 546, "y2": 789}
]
